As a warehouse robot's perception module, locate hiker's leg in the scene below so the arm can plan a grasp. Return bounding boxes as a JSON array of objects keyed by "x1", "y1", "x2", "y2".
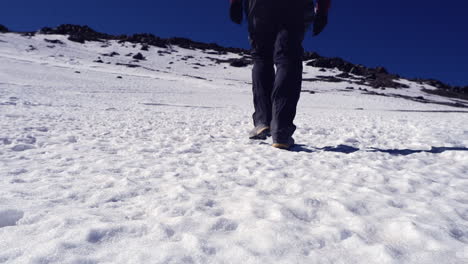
[{"x1": 270, "y1": 25, "x2": 304, "y2": 143}]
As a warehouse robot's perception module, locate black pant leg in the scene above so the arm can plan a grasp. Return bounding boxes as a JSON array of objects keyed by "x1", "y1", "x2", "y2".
[
  {"x1": 250, "y1": 32, "x2": 276, "y2": 127},
  {"x1": 271, "y1": 27, "x2": 304, "y2": 142}
]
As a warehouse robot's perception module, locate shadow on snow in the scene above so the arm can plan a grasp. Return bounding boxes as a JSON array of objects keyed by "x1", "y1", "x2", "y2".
[{"x1": 291, "y1": 144, "x2": 468, "y2": 156}]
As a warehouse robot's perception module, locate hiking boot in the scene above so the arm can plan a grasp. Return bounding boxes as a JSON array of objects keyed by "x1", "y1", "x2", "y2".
[
  {"x1": 249, "y1": 125, "x2": 271, "y2": 140},
  {"x1": 272, "y1": 137, "x2": 295, "y2": 150}
]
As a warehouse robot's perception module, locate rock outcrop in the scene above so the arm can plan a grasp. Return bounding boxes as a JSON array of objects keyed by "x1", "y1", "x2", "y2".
[
  {"x1": 40, "y1": 24, "x2": 113, "y2": 43},
  {"x1": 0, "y1": 25, "x2": 8, "y2": 33},
  {"x1": 1, "y1": 23, "x2": 466, "y2": 98}
]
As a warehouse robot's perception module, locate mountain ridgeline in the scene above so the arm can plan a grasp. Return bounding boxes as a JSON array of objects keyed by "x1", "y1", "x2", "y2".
[{"x1": 1, "y1": 24, "x2": 467, "y2": 101}]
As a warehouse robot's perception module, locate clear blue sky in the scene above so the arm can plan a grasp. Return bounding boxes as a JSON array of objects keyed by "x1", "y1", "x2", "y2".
[{"x1": 1, "y1": 0, "x2": 467, "y2": 86}]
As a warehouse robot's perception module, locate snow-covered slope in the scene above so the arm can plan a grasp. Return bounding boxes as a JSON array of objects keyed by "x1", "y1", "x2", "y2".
[{"x1": 1, "y1": 31, "x2": 467, "y2": 264}]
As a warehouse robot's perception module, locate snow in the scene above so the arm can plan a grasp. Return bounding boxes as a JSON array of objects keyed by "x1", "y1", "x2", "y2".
[{"x1": 1, "y1": 32, "x2": 468, "y2": 264}]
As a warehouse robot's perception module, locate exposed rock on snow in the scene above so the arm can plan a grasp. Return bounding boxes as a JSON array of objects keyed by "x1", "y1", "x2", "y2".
[
  {"x1": 101, "y1": 51, "x2": 119, "y2": 57},
  {"x1": 0, "y1": 24, "x2": 9, "y2": 33},
  {"x1": 23, "y1": 24, "x2": 468, "y2": 99},
  {"x1": 40, "y1": 24, "x2": 113, "y2": 43},
  {"x1": 132, "y1": 52, "x2": 146, "y2": 60},
  {"x1": 44, "y1": 38, "x2": 65, "y2": 45}
]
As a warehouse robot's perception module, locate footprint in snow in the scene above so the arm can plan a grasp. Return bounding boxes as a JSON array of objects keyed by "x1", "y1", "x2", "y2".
[
  {"x1": 16, "y1": 135, "x2": 36, "y2": 144},
  {"x1": 210, "y1": 218, "x2": 238, "y2": 232},
  {"x1": 0, "y1": 209, "x2": 24, "y2": 228},
  {"x1": 387, "y1": 200, "x2": 406, "y2": 209},
  {"x1": 345, "y1": 201, "x2": 370, "y2": 216},
  {"x1": 304, "y1": 198, "x2": 323, "y2": 208},
  {"x1": 86, "y1": 226, "x2": 125, "y2": 243},
  {"x1": 281, "y1": 207, "x2": 317, "y2": 222},
  {"x1": 1, "y1": 138, "x2": 12, "y2": 145},
  {"x1": 8, "y1": 168, "x2": 27, "y2": 176},
  {"x1": 340, "y1": 229, "x2": 353, "y2": 240},
  {"x1": 196, "y1": 199, "x2": 225, "y2": 217},
  {"x1": 456, "y1": 209, "x2": 468, "y2": 221},
  {"x1": 11, "y1": 144, "x2": 35, "y2": 152},
  {"x1": 201, "y1": 245, "x2": 217, "y2": 255},
  {"x1": 34, "y1": 127, "x2": 48, "y2": 132}
]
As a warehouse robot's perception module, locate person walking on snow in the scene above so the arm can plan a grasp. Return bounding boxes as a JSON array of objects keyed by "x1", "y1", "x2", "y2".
[{"x1": 229, "y1": 0, "x2": 331, "y2": 149}]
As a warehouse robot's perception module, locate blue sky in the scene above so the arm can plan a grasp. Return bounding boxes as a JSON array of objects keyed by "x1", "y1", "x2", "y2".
[{"x1": 1, "y1": 0, "x2": 467, "y2": 86}]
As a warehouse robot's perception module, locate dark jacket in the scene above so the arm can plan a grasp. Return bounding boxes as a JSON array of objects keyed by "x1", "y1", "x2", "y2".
[{"x1": 231, "y1": 0, "x2": 321, "y2": 31}]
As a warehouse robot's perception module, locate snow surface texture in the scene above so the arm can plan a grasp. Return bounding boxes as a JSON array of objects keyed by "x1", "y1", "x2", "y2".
[{"x1": 1, "y1": 33, "x2": 468, "y2": 264}]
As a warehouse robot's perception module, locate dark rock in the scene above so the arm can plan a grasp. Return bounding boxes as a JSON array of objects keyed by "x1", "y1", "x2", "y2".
[
  {"x1": 346, "y1": 87, "x2": 354, "y2": 90},
  {"x1": 205, "y1": 51, "x2": 222, "y2": 55},
  {"x1": 365, "y1": 73, "x2": 377, "y2": 80},
  {"x1": 422, "y1": 88, "x2": 468, "y2": 101},
  {"x1": 183, "y1": 74, "x2": 208, "y2": 80},
  {"x1": 336, "y1": 72, "x2": 351, "y2": 78},
  {"x1": 375, "y1": 66, "x2": 388, "y2": 74},
  {"x1": 306, "y1": 57, "x2": 354, "y2": 73},
  {"x1": 125, "y1": 33, "x2": 247, "y2": 54},
  {"x1": 40, "y1": 24, "x2": 112, "y2": 43},
  {"x1": 229, "y1": 58, "x2": 250, "y2": 67},
  {"x1": 0, "y1": 25, "x2": 9, "y2": 33},
  {"x1": 417, "y1": 79, "x2": 451, "y2": 90},
  {"x1": 303, "y1": 76, "x2": 343, "y2": 83},
  {"x1": 102, "y1": 51, "x2": 119, "y2": 57},
  {"x1": 44, "y1": 39, "x2": 65, "y2": 45},
  {"x1": 365, "y1": 90, "x2": 468, "y2": 108},
  {"x1": 75, "y1": 71, "x2": 81, "y2": 74},
  {"x1": 28, "y1": 24, "x2": 466, "y2": 101},
  {"x1": 116, "y1": 63, "x2": 141, "y2": 68},
  {"x1": 68, "y1": 35, "x2": 86, "y2": 43},
  {"x1": 301, "y1": 90, "x2": 316, "y2": 94},
  {"x1": 132, "y1": 53, "x2": 146, "y2": 60},
  {"x1": 303, "y1": 51, "x2": 321, "y2": 61},
  {"x1": 117, "y1": 76, "x2": 123, "y2": 79},
  {"x1": 319, "y1": 68, "x2": 326, "y2": 72},
  {"x1": 123, "y1": 33, "x2": 168, "y2": 48},
  {"x1": 94, "y1": 59, "x2": 104, "y2": 63},
  {"x1": 21, "y1": 32, "x2": 36, "y2": 37},
  {"x1": 205, "y1": 56, "x2": 252, "y2": 67},
  {"x1": 349, "y1": 66, "x2": 369, "y2": 76},
  {"x1": 413, "y1": 80, "x2": 468, "y2": 97},
  {"x1": 367, "y1": 74, "x2": 410, "y2": 89}
]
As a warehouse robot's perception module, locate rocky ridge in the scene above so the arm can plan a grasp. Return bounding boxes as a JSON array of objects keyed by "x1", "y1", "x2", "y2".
[
  {"x1": 1, "y1": 23, "x2": 467, "y2": 101},
  {"x1": 0, "y1": 24, "x2": 9, "y2": 33}
]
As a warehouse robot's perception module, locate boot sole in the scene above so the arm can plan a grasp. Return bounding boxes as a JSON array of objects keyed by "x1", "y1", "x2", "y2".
[
  {"x1": 272, "y1": 143, "x2": 292, "y2": 150},
  {"x1": 249, "y1": 127, "x2": 271, "y2": 140}
]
